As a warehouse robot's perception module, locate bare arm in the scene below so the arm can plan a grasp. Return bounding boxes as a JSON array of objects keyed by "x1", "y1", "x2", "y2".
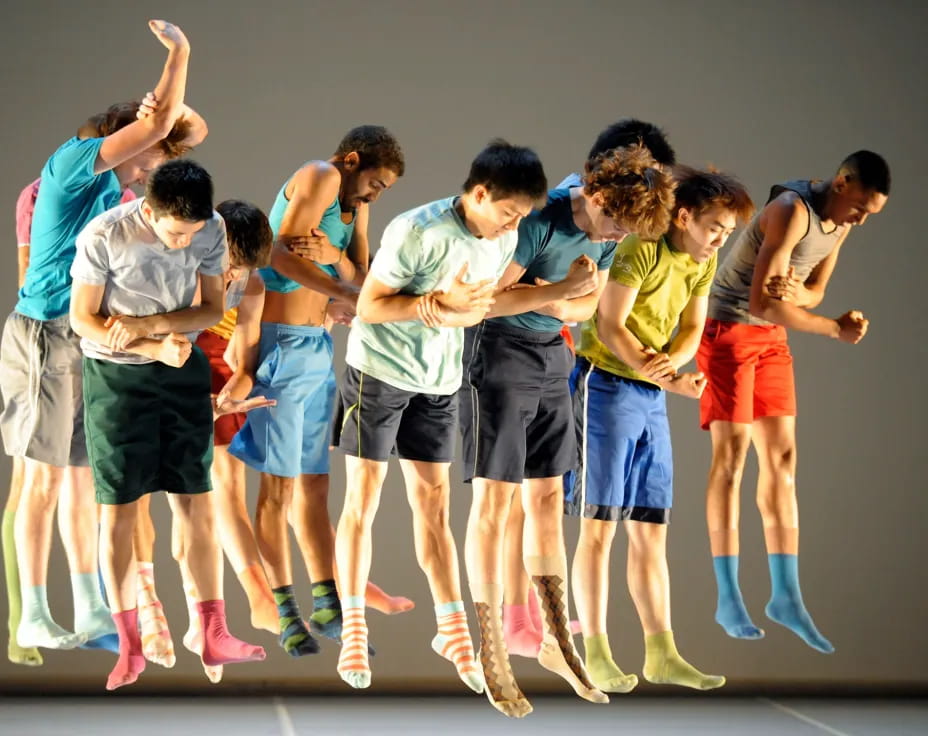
[
  {"x1": 94, "y1": 21, "x2": 191, "y2": 175},
  {"x1": 17, "y1": 247, "x2": 29, "y2": 289},
  {"x1": 666, "y1": 294, "x2": 707, "y2": 370},
  {"x1": 356, "y1": 274, "x2": 425, "y2": 324},
  {"x1": 269, "y1": 164, "x2": 358, "y2": 302},
  {"x1": 487, "y1": 256, "x2": 601, "y2": 318},
  {"x1": 536, "y1": 271, "x2": 609, "y2": 323},
  {"x1": 177, "y1": 103, "x2": 208, "y2": 148},
  {"x1": 221, "y1": 272, "x2": 265, "y2": 400},
  {"x1": 334, "y1": 203, "x2": 369, "y2": 288},
  {"x1": 595, "y1": 281, "x2": 652, "y2": 371},
  {"x1": 748, "y1": 195, "x2": 843, "y2": 338}
]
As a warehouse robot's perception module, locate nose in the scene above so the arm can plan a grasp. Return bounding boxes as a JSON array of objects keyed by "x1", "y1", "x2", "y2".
[
  {"x1": 856, "y1": 213, "x2": 868, "y2": 225},
  {"x1": 367, "y1": 190, "x2": 381, "y2": 203}
]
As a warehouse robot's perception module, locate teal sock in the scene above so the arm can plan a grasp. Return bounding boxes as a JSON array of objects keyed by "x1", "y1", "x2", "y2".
[
  {"x1": 308, "y1": 579, "x2": 343, "y2": 642},
  {"x1": 765, "y1": 554, "x2": 834, "y2": 653},
  {"x1": 272, "y1": 585, "x2": 319, "y2": 657},
  {"x1": 712, "y1": 556, "x2": 764, "y2": 639},
  {"x1": 71, "y1": 572, "x2": 118, "y2": 654}
]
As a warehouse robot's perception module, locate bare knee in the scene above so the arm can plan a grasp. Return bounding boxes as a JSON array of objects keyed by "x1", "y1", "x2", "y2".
[
  {"x1": 24, "y1": 464, "x2": 64, "y2": 513},
  {"x1": 258, "y1": 475, "x2": 294, "y2": 513},
  {"x1": 411, "y1": 481, "x2": 450, "y2": 531},
  {"x1": 578, "y1": 518, "x2": 616, "y2": 552},
  {"x1": 710, "y1": 432, "x2": 752, "y2": 488}
]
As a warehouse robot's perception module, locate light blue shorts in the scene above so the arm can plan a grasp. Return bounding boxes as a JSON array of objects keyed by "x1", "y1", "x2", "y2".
[{"x1": 228, "y1": 323, "x2": 336, "y2": 477}]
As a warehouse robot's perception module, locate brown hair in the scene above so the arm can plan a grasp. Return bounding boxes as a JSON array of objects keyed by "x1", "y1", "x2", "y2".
[
  {"x1": 76, "y1": 101, "x2": 191, "y2": 158},
  {"x1": 216, "y1": 199, "x2": 273, "y2": 268},
  {"x1": 583, "y1": 144, "x2": 675, "y2": 240},
  {"x1": 333, "y1": 125, "x2": 405, "y2": 177},
  {"x1": 672, "y1": 166, "x2": 755, "y2": 224}
]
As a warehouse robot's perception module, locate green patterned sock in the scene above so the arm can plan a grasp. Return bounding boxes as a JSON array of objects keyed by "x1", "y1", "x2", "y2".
[
  {"x1": 272, "y1": 585, "x2": 319, "y2": 657},
  {"x1": 308, "y1": 579, "x2": 342, "y2": 642}
]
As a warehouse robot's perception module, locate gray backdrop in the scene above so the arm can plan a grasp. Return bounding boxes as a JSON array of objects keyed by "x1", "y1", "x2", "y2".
[{"x1": 1, "y1": 0, "x2": 925, "y2": 694}]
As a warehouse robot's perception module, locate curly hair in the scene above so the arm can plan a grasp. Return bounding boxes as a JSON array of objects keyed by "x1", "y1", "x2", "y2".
[
  {"x1": 334, "y1": 125, "x2": 405, "y2": 177},
  {"x1": 76, "y1": 101, "x2": 191, "y2": 158},
  {"x1": 583, "y1": 144, "x2": 675, "y2": 240},
  {"x1": 672, "y1": 166, "x2": 755, "y2": 224}
]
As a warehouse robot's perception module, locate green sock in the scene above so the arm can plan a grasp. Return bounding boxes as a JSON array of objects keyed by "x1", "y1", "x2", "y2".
[
  {"x1": 583, "y1": 633, "x2": 637, "y2": 693},
  {"x1": 308, "y1": 579, "x2": 342, "y2": 642},
  {"x1": 642, "y1": 631, "x2": 725, "y2": 690},
  {"x1": 2, "y1": 511, "x2": 42, "y2": 666},
  {"x1": 272, "y1": 585, "x2": 319, "y2": 657}
]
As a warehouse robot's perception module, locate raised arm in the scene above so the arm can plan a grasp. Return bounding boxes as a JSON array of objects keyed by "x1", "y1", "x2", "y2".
[
  {"x1": 94, "y1": 20, "x2": 191, "y2": 175},
  {"x1": 267, "y1": 163, "x2": 358, "y2": 302}
]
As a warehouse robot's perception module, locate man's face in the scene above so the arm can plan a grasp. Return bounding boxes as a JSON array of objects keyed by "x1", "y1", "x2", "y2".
[
  {"x1": 585, "y1": 193, "x2": 631, "y2": 243},
  {"x1": 830, "y1": 178, "x2": 888, "y2": 227},
  {"x1": 676, "y1": 205, "x2": 737, "y2": 263},
  {"x1": 470, "y1": 188, "x2": 536, "y2": 240},
  {"x1": 342, "y1": 166, "x2": 400, "y2": 209},
  {"x1": 142, "y1": 203, "x2": 208, "y2": 249},
  {"x1": 114, "y1": 148, "x2": 165, "y2": 189}
]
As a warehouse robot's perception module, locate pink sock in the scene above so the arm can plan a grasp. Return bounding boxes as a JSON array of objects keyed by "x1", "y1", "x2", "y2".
[
  {"x1": 503, "y1": 603, "x2": 541, "y2": 658},
  {"x1": 106, "y1": 609, "x2": 146, "y2": 691},
  {"x1": 197, "y1": 599, "x2": 266, "y2": 666}
]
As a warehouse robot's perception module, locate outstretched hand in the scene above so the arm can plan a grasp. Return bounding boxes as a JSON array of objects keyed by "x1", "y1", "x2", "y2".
[
  {"x1": 148, "y1": 20, "x2": 189, "y2": 52},
  {"x1": 213, "y1": 391, "x2": 276, "y2": 419}
]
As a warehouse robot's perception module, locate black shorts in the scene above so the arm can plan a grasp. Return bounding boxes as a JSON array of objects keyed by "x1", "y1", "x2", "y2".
[
  {"x1": 336, "y1": 365, "x2": 457, "y2": 463},
  {"x1": 459, "y1": 321, "x2": 576, "y2": 483}
]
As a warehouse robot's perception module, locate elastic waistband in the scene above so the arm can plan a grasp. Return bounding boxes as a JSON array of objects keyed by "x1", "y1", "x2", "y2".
[
  {"x1": 260, "y1": 322, "x2": 329, "y2": 338},
  {"x1": 11, "y1": 311, "x2": 71, "y2": 328},
  {"x1": 577, "y1": 357, "x2": 660, "y2": 392},
  {"x1": 481, "y1": 320, "x2": 564, "y2": 344}
]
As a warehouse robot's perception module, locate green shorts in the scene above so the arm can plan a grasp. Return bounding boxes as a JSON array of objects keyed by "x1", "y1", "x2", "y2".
[{"x1": 82, "y1": 347, "x2": 214, "y2": 505}]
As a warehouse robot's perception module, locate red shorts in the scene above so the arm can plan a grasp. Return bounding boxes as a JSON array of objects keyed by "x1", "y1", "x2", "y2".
[
  {"x1": 560, "y1": 325, "x2": 575, "y2": 354},
  {"x1": 195, "y1": 331, "x2": 246, "y2": 446},
  {"x1": 696, "y1": 318, "x2": 796, "y2": 430}
]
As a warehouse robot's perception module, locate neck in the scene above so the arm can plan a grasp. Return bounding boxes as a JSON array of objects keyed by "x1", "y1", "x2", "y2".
[
  {"x1": 455, "y1": 193, "x2": 483, "y2": 238},
  {"x1": 328, "y1": 157, "x2": 351, "y2": 209},
  {"x1": 569, "y1": 187, "x2": 594, "y2": 235},
  {"x1": 811, "y1": 181, "x2": 839, "y2": 230}
]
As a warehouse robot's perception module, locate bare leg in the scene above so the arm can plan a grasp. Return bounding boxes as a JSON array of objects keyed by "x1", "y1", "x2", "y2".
[
  {"x1": 706, "y1": 421, "x2": 763, "y2": 639},
  {"x1": 210, "y1": 446, "x2": 276, "y2": 633},
  {"x1": 752, "y1": 416, "x2": 832, "y2": 653},
  {"x1": 254, "y1": 473, "x2": 294, "y2": 589}
]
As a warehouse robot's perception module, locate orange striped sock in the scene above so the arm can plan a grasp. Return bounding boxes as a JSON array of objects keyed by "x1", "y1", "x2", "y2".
[
  {"x1": 336, "y1": 596, "x2": 370, "y2": 689},
  {"x1": 137, "y1": 562, "x2": 175, "y2": 668},
  {"x1": 431, "y1": 601, "x2": 484, "y2": 693}
]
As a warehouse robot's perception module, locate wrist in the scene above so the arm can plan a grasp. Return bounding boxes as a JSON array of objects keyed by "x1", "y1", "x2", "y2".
[{"x1": 827, "y1": 318, "x2": 841, "y2": 339}]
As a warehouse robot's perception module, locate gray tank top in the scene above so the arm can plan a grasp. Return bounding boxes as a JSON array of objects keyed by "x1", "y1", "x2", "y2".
[{"x1": 708, "y1": 180, "x2": 844, "y2": 325}]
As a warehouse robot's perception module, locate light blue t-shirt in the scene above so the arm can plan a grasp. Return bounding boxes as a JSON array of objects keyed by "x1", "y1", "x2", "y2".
[
  {"x1": 492, "y1": 188, "x2": 617, "y2": 332},
  {"x1": 17, "y1": 137, "x2": 122, "y2": 320},
  {"x1": 346, "y1": 197, "x2": 518, "y2": 395},
  {"x1": 559, "y1": 172, "x2": 582, "y2": 188},
  {"x1": 259, "y1": 167, "x2": 356, "y2": 293}
]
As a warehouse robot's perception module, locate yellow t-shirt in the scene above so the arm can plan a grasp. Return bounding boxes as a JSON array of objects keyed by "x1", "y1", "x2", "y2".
[
  {"x1": 578, "y1": 234, "x2": 716, "y2": 385},
  {"x1": 207, "y1": 307, "x2": 238, "y2": 341}
]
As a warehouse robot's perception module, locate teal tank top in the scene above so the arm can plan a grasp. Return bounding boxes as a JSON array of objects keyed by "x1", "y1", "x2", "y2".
[{"x1": 259, "y1": 167, "x2": 356, "y2": 293}]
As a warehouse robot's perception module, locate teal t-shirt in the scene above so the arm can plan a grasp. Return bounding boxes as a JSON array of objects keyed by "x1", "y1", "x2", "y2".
[
  {"x1": 16, "y1": 137, "x2": 122, "y2": 320},
  {"x1": 259, "y1": 167, "x2": 356, "y2": 293},
  {"x1": 346, "y1": 197, "x2": 519, "y2": 395},
  {"x1": 492, "y1": 188, "x2": 616, "y2": 332}
]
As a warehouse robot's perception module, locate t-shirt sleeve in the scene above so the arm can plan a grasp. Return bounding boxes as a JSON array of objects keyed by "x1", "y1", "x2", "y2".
[
  {"x1": 198, "y1": 216, "x2": 230, "y2": 276},
  {"x1": 608, "y1": 235, "x2": 655, "y2": 289},
  {"x1": 15, "y1": 180, "x2": 40, "y2": 246},
  {"x1": 512, "y1": 216, "x2": 545, "y2": 268},
  {"x1": 120, "y1": 188, "x2": 137, "y2": 204},
  {"x1": 70, "y1": 226, "x2": 109, "y2": 285},
  {"x1": 43, "y1": 138, "x2": 105, "y2": 193},
  {"x1": 369, "y1": 217, "x2": 420, "y2": 290},
  {"x1": 597, "y1": 240, "x2": 618, "y2": 270},
  {"x1": 693, "y1": 251, "x2": 718, "y2": 296}
]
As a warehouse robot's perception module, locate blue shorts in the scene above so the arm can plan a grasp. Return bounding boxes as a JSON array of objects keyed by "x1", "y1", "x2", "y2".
[
  {"x1": 228, "y1": 323, "x2": 336, "y2": 477},
  {"x1": 564, "y1": 358, "x2": 673, "y2": 523}
]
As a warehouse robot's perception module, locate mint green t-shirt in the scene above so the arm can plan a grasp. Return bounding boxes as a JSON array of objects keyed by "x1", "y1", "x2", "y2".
[{"x1": 346, "y1": 197, "x2": 518, "y2": 395}]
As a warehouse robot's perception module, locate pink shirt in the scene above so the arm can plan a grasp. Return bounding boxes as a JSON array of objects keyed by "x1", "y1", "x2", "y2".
[{"x1": 16, "y1": 177, "x2": 135, "y2": 246}]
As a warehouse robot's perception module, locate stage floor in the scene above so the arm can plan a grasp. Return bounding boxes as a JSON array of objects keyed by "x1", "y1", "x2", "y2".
[{"x1": 1, "y1": 695, "x2": 926, "y2": 735}]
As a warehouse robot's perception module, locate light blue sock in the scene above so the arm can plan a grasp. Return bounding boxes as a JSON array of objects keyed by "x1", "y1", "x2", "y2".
[
  {"x1": 71, "y1": 573, "x2": 119, "y2": 654},
  {"x1": 765, "y1": 554, "x2": 834, "y2": 654},
  {"x1": 712, "y1": 556, "x2": 764, "y2": 639}
]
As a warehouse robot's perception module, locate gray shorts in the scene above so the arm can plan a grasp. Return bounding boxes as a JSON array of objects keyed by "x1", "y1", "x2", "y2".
[{"x1": 0, "y1": 311, "x2": 88, "y2": 467}]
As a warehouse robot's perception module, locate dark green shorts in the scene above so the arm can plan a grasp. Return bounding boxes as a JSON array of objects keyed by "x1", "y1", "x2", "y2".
[{"x1": 82, "y1": 348, "x2": 214, "y2": 505}]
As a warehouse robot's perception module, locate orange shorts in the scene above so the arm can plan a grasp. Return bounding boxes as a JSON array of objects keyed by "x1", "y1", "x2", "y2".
[
  {"x1": 195, "y1": 330, "x2": 246, "y2": 446},
  {"x1": 696, "y1": 318, "x2": 796, "y2": 430},
  {"x1": 560, "y1": 325, "x2": 575, "y2": 354}
]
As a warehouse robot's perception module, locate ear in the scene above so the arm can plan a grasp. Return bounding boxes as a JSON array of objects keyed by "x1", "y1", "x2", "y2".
[
  {"x1": 674, "y1": 206, "x2": 691, "y2": 230},
  {"x1": 589, "y1": 190, "x2": 605, "y2": 209},
  {"x1": 832, "y1": 174, "x2": 848, "y2": 194},
  {"x1": 141, "y1": 201, "x2": 155, "y2": 221},
  {"x1": 342, "y1": 151, "x2": 360, "y2": 171},
  {"x1": 472, "y1": 184, "x2": 488, "y2": 205}
]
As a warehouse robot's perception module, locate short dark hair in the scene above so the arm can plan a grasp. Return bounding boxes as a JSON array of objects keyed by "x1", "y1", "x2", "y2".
[
  {"x1": 145, "y1": 159, "x2": 214, "y2": 221},
  {"x1": 216, "y1": 200, "x2": 273, "y2": 268},
  {"x1": 588, "y1": 118, "x2": 676, "y2": 167},
  {"x1": 334, "y1": 125, "x2": 405, "y2": 177},
  {"x1": 672, "y1": 166, "x2": 755, "y2": 224},
  {"x1": 78, "y1": 101, "x2": 191, "y2": 158},
  {"x1": 462, "y1": 139, "x2": 547, "y2": 201},
  {"x1": 837, "y1": 150, "x2": 891, "y2": 195}
]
